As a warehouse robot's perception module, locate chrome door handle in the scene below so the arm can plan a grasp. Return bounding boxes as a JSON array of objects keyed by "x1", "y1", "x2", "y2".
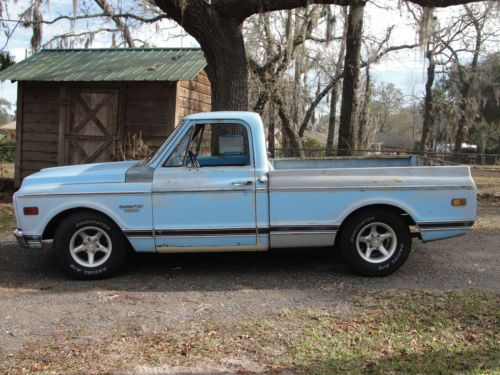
[{"x1": 232, "y1": 180, "x2": 253, "y2": 186}]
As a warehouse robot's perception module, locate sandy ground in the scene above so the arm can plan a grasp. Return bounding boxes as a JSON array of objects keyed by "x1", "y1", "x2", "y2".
[
  {"x1": 0, "y1": 201, "x2": 498, "y2": 364},
  {"x1": 472, "y1": 167, "x2": 500, "y2": 197}
]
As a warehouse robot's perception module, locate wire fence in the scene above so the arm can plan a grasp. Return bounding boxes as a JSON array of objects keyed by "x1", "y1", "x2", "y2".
[
  {"x1": 0, "y1": 144, "x2": 15, "y2": 179},
  {"x1": 270, "y1": 148, "x2": 500, "y2": 166}
]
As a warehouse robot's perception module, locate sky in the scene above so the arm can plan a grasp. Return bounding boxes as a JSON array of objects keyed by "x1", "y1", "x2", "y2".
[{"x1": 0, "y1": 0, "x2": 467, "y2": 113}]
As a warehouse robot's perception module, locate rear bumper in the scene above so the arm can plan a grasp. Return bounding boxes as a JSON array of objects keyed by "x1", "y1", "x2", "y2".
[{"x1": 13, "y1": 229, "x2": 43, "y2": 249}]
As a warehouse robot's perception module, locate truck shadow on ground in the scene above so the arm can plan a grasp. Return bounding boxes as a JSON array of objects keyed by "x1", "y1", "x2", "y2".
[
  {"x1": 1, "y1": 230, "x2": 496, "y2": 293},
  {"x1": 0, "y1": 241, "x2": 360, "y2": 293}
]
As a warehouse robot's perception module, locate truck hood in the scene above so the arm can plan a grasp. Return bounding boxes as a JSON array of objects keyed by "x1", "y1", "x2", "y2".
[{"x1": 21, "y1": 161, "x2": 139, "y2": 187}]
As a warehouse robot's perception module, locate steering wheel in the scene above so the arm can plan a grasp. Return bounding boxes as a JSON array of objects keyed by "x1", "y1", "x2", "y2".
[{"x1": 187, "y1": 150, "x2": 200, "y2": 169}]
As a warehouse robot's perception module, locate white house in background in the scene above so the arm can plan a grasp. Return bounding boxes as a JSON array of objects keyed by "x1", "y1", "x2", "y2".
[{"x1": 435, "y1": 143, "x2": 478, "y2": 153}]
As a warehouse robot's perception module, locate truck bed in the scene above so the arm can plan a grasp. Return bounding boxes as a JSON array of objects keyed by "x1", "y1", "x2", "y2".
[{"x1": 267, "y1": 156, "x2": 476, "y2": 245}]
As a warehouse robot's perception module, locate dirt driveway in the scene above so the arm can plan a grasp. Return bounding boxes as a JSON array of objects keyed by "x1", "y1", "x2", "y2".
[{"x1": 0, "y1": 201, "x2": 499, "y2": 373}]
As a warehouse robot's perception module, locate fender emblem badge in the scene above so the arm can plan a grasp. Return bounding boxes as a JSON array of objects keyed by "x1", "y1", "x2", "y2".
[{"x1": 119, "y1": 204, "x2": 143, "y2": 212}]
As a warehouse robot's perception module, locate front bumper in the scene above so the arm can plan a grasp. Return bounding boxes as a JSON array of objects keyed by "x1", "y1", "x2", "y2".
[{"x1": 13, "y1": 229, "x2": 43, "y2": 249}]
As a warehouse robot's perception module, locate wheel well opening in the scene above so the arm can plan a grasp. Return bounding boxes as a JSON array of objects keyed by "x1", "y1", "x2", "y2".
[
  {"x1": 42, "y1": 208, "x2": 118, "y2": 240},
  {"x1": 335, "y1": 204, "x2": 416, "y2": 246}
]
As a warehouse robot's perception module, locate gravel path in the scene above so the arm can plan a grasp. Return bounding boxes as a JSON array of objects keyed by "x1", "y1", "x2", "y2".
[{"x1": 0, "y1": 202, "x2": 498, "y2": 358}]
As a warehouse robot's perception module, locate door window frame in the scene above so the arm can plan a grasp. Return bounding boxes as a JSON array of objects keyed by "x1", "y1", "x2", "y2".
[{"x1": 157, "y1": 119, "x2": 256, "y2": 169}]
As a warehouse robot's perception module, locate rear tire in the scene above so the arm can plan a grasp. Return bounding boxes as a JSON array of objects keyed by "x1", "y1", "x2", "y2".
[
  {"x1": 53, "y1": 211, "x2": 128, "y2": 280},
  {"x1": 339, "y1": 209, "x2": 411, "y2": 276}
]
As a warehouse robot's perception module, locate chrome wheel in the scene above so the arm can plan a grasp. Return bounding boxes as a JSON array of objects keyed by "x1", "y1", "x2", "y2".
[
  {"x1": 69, "y1": 226, "x2": 112, "y2": 268},
  {"x1": 356, "y1": 222, "x2": 397, "y2": 264}
]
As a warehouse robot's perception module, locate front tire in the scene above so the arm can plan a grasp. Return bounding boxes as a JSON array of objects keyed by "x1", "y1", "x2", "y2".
[
  {"x1": 339, "y1": 209, "x2": 411, "y2": 276},
  {"x1": 53, "y1": 211, "x2": 128, "y2": 280}
]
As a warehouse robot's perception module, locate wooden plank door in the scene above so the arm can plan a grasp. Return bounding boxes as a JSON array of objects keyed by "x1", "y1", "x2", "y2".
[{"x1": 65, "y1": 89, "x2": 119, "y2": 165}]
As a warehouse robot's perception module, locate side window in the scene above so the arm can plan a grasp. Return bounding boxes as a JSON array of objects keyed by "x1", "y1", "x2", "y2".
[
  {"x1": 164, "y1": 127, "x2": 193, "y2": 167},
  {"x1": 189, "y1": 123, "x2": 250, "y2": 167}
]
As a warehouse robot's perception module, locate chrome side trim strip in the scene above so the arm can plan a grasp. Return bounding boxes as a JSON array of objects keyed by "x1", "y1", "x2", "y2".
[
  {"x1": 419, "y1": 227, "x2": 472, "y2": 232},
  {"x1": 156, "y1": 227, "x2": 256, "y2": 236},
  {"x1": 269, "y1": 225, "x2": 339, "y2": 232},
  {"x1": 17, "y1": 191, "x2": 150, "y2": 198},
  {"x1": 271, "y1": 231, "x2": 337, "y2": 235},
  {"x1": 269, "y1": 185, "x2": 473, "y2": 192},
  {"x1": 152, "y1": 189, "x2": 254, "y2": 194},
  {"x1": 417, "y1": 220, "x2": 475, "y2": 227},
  {"x1": 155, "y1": 234, "x2": 256, "y2": 239},
  {"x1": 157, "y1": 244, "x2": 267, "y2": 253}
]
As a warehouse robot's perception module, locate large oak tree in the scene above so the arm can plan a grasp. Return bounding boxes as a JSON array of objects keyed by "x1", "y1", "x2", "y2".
[{"x1": 153, "y1": 0, "x2": 487, "y2": 111}]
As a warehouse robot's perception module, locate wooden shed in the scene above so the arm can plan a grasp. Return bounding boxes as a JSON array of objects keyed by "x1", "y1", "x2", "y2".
[{"x1": 0, "y1": 48, "x2": 211, "y2": 186}]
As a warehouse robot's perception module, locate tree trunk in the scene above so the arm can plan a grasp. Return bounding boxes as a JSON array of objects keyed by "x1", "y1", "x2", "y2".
[
  {"x1": 153, "y1": 1, "x2": 248, "y2": 111},
  {"x1": 268, "y1": 101, "x2": 276, "y2": 157},
  {"x1": 202, "y1": 26, "x2": 248, "y2": 110},
  {"x1": 326, "y1": 6, "x2": 348, "y2": 157},
  {"x1": 357, "y1": 63, "x2": 371, "y2": 150},
  {"x1": 337, "y1": 0, "x2": 365, "y2": 156},
  {"x1": 293, "y1": 46, "x2": 303, "y2": 129},
  {"x1": 273, "y1": 93, "x2": 304, "y2": 157},
  {"x1": 419, "y1": 46, "x2": 435, "y2": 155},
  {"x1": 326, "y1": 82, "x2": 340, "y2": 156},
  {"x1": 454, "y1": 88, "x2": 470, "y2": 155}
]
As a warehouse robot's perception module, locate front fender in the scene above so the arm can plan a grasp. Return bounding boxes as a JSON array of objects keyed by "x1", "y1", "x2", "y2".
[{"x1": 15, "y1": 190, "x2": 152, "y2": 236}]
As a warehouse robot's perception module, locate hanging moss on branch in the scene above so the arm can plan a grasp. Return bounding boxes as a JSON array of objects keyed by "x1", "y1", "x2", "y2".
[{"x1": 0, "y1": 51, "x2": 15, "y2": 71}]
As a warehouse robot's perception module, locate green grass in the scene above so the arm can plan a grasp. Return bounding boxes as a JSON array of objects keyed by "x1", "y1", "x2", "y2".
[
  {"x1": 287, "y1": 291, "x2": 499, "y2": 374},
  {"x1": 3, "y1": 290, "x2": 499, "y2": 374}
]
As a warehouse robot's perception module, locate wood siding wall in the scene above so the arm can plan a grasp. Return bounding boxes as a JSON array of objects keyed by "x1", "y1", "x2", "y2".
[
  {"x1": 17, "y1": 83, "x2": 60, "y2": 184},
  {"x1": 15, "y1": 71, "x2": 212, "y2": 185},
  {"x1": 175, "y1": 70, "x2": 212, "y2": 124},
  {"x1": 123, "y1": 82, "x2": 177, "y2": 149}
]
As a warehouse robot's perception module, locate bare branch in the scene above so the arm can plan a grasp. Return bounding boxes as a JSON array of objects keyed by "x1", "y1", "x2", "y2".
[
  {"x1": 41, "y1": 28, "x2": 119, "y2": 49},
  {"x1": 94, "y1": 0, "x2": 135, "y2": 47},
  {"x1": 209, "y1": 0, "x2": 489, "y2": 21},
  {"x1": 0, "y1": 12, "x2": 168, "y2": 25},
  {"x1": 409, "y1": 0, "x2": 489, "y2": 7},
  {"x1": 298, "y1": 42, "x2": 419, "y2": 136}
]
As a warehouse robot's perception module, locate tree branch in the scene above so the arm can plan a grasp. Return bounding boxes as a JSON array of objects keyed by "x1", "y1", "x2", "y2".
[
  {"x1": 41, "y1": 28, "x2": 119, "y2": 49},
  {"x1": 214, "y1": 0, "x2": 352, "y2": 20},
  {"x1": 0, "y1": 12, "x2": 168, "y2": 25},
  {"x1": 408, "y1": 0, "x2": 489, "y2": 7},
  {"x1": 298, "y1": 42, "x2": 419, "y2": 136},
  {"x1": 94, "y1": 0, "x2": 136, "y2": 47},
  {"x1": 211, "y1": 0, "x2": 488, "y2": 21}
]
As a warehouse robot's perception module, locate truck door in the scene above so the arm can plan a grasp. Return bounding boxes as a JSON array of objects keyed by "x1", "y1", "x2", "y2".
[{"x1": 152, "y1": 120, "x2": 260, "y2": 251}]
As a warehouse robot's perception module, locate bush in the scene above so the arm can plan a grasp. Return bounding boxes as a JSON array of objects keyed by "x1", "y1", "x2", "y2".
[
  {"x1": 0, "y1": 139, "x2": 15, "y2": 162},
  {"x1": 302, "y1": 137, "x2": 325, "y2": 157}
]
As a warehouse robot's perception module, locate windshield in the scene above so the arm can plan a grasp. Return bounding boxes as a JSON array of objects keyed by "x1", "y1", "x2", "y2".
[{"x1": 143, "y1": 120, "x2": 185, "y2": 165}]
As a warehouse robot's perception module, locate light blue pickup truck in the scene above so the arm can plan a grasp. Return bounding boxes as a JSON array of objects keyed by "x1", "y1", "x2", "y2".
[{"x1": 13, "y1": 112, "x2": 477, "y2": 279}]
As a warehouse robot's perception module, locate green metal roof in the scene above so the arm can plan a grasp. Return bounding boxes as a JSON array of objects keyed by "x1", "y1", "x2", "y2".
[{"x1": 0, "y1": 48, "x2": 207, "y2": 82}]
